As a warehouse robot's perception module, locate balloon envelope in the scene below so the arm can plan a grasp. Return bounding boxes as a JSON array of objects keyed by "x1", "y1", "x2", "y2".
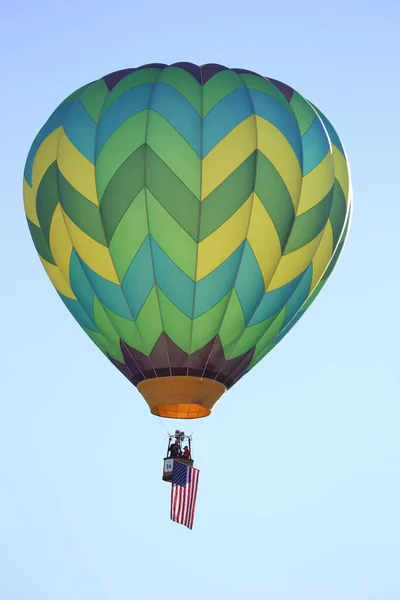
[{"x1": 23, "y1": 62, "x2": 352, "y2": 418}]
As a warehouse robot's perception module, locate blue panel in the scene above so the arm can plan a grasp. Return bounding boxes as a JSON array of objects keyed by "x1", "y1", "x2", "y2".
[
  {"x1": 283, "y1": 264, "x2": 313, "y2": 326},
  {"x1": 151, "y1": 83, "x2": 202, "y2": 156},
  {"x1": 59, "y1": 293, "x2": 97, "y2": 331},
  {"x1": 69, "y1": 250, "x2": 95, "y2": 321},
  {"x1": 24, "y1": 102, "x2": 72, "y2": 185},
  {"x1": 78, "y1": 257, "x2": 132, "y2": 320},
  {"x1": 95, "y1": 84, "x2": 153, "y2": 155},
  {"x1": 249, "y1": 89, "x2": 303, "y2": 165},
  {"x1": 314, "y1": 108, "x2": 345, "y2": 154},
  {"x1": 194, "y1": 243, "x2": 244, "y2": 318},
  {"x1": 203, "y1": 88, "x2": 252, "y2": 156},
  {"x1": 122, "y1": 236, "x2": 155, "y2": 319},
  {"x1": 301, "y1": 116, "x2": 330, "y2": 175},
  {"x1": 249, "y1": 271, "x2": 305, "y2": 326},
  {"x1": 63, "y1": 100, "x2": 97, "y2": 163},
  {"x1": 235, "y1": 241, "x2": 265, "y2": 324},
  {"x1": 151, "y1": 239, "x2": 194, "y2": 316}
]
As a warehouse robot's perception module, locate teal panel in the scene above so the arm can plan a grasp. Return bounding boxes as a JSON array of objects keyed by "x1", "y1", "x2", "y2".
[
  {"x1": 151, "y1": 83, "x2": 202, "y2": 156},
  {"x1": 301, "y1": 116, "x2": 330, "y2": 175},
  {"x1": 79, "y1": 257, "x2": 132, "y2": 320},
  {"x1": 24, "y1": 102, "x2": 72, "y2": 185},
  {"x1": 249, "y1": 89, "x2": 302, "y2": 163},
  {"x1": 122, "y1": 236, "x2": 154, "y2": 318},
  {"x1": 194, "y1": 243, "x2": 244, "y2": 318},
  {"x1": 59, "y1": 293, "x2": 97, "y2": 331},
  {"x1": 249, "y1": 272, "x2": 305, "y2": 326},
  {"x1": 151, "y1": 238, "x2": 194, "y2": 317},
  {"x1": 235, "y1": 241, "x2": 264, "y2": 324},
  {"x1": 283, "y1": 264, "x2": 313, "y2": 326},
  {"x1": 63, "y1": 100, "x2": 97, "y2": 162},
  {"x1": 202, "y1": 88, "x2": 251, "y2": 156},
  {"x1": 69, "y1": 250, "x2": 96, "y2": 322},
  {"x1": 95, "y1": 84, "x2": 153, "y2": 155}
]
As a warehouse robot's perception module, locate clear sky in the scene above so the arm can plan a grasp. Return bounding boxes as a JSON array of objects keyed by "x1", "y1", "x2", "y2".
[{"x1": 1, "y1": 1, "x2": 399, "y2": 598}]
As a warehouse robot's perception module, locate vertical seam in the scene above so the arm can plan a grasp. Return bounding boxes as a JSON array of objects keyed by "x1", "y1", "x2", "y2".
[
  {"x1": 200, "y1": 71, "x2": 258, "y2": 383},
  {"x1": 142, "y1": 67, "x2": 172, "y2": 377}
]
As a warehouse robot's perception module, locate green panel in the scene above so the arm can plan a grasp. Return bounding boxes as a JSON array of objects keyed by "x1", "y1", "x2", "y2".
[
  {"x1": 109, "y1": 189, "x2": 148, "y2": 280},
  {"x1": 329, "y1": 181, "x2": 347, "y2": 247},
  {"x1": 241, "y1": 74, "x2": 290, "y2": 110},
  {"x1": 83, "y1": 326, "x2": 124, "y2": 361},
  {"x1": 218, "y1": 289, "x2": 246, "y2": 356},
  {"x1": 147, "y1": 190, "x2": 197, "y2": 279},
  {"x1": 146, "y1": 147, "x2": 200, "y2": 240},
  {"x1": 136, "y1": 287, "x2": 163, "y2": 354},
  {"x1": 58, "y1": 169, "x2": 107, "y2": 245},
  {"x1": 93, "y1": 297, "x2": 124, "y2": 348},
  {"x1": 60, "y1": 83, "x2": 91, "y2": 106},
  {"x1": 100, "y1": 145, "x2": 145, "y2": 242},
  {"x1": 27, "y1": 219, "x2": 55, "y2": 264},
  {"x1": 96, "y1": 111, "x2": 148, "y2": 199},
  {"x1": 200, "y1": 152, "x2": 256, "y2": 240},
  {"x1": 203, "y1": 70, "x2": 244, "y2": 115},
  {"x1": 284, "y1": 190, "x2": 333, "y2": 254},
  {"x1": 190, "y1": 292, "x2": 230, "y2": 353},
  {"x1": 255, "y1": 151, "x2": 295, "y2": 249},
  {"x1": 101, "y1": 68, "x2": 162, "y2": 112},
  {"x1": 80, "y1": 79, "x2": 109, "y2": 122},
  {"x1": 35, "y1": 161, "x2": 59, "y2": 245},
  {"x1": 147, "y1": 111, "x2": 201, "y2": 197},
  {"x1": 252, "y1": 308, "x2": 286, "y2": 360},
  {"x1": 228, "y1": 315, "x2": 277, "y2": 359},
  {"x1": 289, "y1": 91, "x2": 316, "y2": 135},
  {"x1": 158, "y1": 67, "x2": 202, "y2": 114},
  {"x1": 158, "y1": 287, "x2": 191, "y2": 352},
  {"x1": 101, "y1": 304, "x2": 148, "y2": 354}
]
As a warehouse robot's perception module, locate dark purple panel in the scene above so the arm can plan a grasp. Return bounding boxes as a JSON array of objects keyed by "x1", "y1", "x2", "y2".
[
  {"x1": 201, "y1": 63, "x2": 228, "y2": 84},
  {"x1": 172, "y1": 62, "x2": 202, "y2": 83},
  {"x1": 147, "y1": 332, "x2": 171, "y2": 376},
  {"x1": 120, "y1": 340, "x2": 156, "y2": 379},
  {"x1": 108, "y1": 333, "x2": 256, "y2": 390},
  {"x1": 267, "y1": 77, "x2": 294, "y2": 102},
  {"x1": 103, "y1": 69, "x2": 135, "y2": 91},
  {"x1": 233, "y1": 68, "x2": 261, "y2": 77},
  {"x1": 136, "y1": 63, "x2": 168, "y2": 71},
  {"x1": 220, "y1": 350, "x2": 255, "y2": 388}
]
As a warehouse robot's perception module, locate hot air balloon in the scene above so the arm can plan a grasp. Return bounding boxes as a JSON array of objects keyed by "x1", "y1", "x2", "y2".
[{"x1": 23, "y1": 62, "x2": 352, "y2": 424}]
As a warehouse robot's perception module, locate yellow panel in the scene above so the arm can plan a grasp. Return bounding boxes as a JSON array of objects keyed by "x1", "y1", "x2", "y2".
[
  {"x1": 63, "y1": 212, "x2": 119, "y2": 283},
  {"x1": 49, "y1": 204, "x2": 74, "y2": 286},
  {"x1": 297, "y1": 152, "x2": 335, "y2": 215},
  {"x1": 39, "y1": 256, "x2": 75, "y2": 299},
  {"x1": 32, "y1": 128, "x2": 62, "y2": 198},
  {"x1": 310, "y1": 222, "x2": 334, "y2": 289},
  {"x1": 333, "y1": 145, "x2": 350, "y2": 201},
  {"x1": 196, "y1": 196, "x2": 252, "y2": 280},
  {"x1": 57, "y1": 130, "x2": 99, "y2": 206},
  {"x1": 268, "y1": 231, "x2": 324, "y2": 291},
  {"x1": 23, "y1": 179, "x2": 39, "y2": 226},
  {"x1": 201, "y1": 116, "x2": 255, "y2": 199},
  {"x1": 256, "y1": 116, "x2": 302, "y2": 210},
  {"x1": 247, "y1": 194, "x2": 282, "y2": 290}
]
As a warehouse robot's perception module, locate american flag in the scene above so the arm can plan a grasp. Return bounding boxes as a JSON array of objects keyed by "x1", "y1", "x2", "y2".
[{"x1": 170, "y1": 461, "x2": 200, "y2": 530}]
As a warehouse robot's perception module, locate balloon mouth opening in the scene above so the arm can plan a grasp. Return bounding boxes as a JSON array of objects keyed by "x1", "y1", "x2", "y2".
[
  {"x1": 137, "y1": 376, "x2": 226, "y2": 420},
  {"x1": 151, "y1": 403, "x2": 210, "y2": 419}
]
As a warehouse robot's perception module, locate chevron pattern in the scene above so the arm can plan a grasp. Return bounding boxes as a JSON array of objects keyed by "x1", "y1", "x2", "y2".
[{"x1": 23, "y1": 62, "x2": 352, "y2": 391}]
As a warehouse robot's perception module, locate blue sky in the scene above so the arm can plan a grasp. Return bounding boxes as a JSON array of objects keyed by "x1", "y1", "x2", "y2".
[{"x1": 1, "y1": 0, "x2": 399, "y2": 598}]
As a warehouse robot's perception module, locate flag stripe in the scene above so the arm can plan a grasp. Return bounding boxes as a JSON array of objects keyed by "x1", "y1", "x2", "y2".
[{"x1": 170, "y1": 462, "x2": 200, "y2": 529}]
